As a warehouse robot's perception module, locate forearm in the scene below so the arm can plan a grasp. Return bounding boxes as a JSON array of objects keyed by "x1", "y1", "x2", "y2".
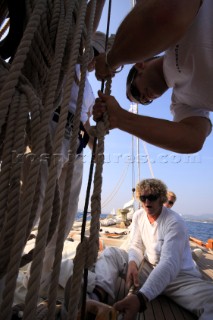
[
  {"x1": 140, "y1": 259, "x2": 177, "y2": 300},
  {"x1": 117, "y1": 110, "x2": 210, "y2": 153},
  {"x1": 107, "y1": 0, "x2": 202, "y2": 69}
]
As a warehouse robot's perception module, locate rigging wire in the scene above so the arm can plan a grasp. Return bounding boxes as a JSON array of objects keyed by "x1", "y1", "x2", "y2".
[
  {"x1": 142, "y1": 141, "x2": 155, "y2": 178},
  {"x1": 132, "y1": 134, "x2": 135, "y2": 194},
  {"x1": 102, "y1": 162, "x2": 130, "y2": 208}
]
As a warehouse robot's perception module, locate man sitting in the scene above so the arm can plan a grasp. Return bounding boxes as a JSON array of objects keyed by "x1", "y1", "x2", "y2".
[{"x1": 88, "y1": 179, "x2": 213, "y2": 320}]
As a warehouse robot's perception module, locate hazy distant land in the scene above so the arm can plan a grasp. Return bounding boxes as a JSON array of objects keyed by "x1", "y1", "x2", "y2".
[{"x1": 183, "y1": 214, "x2": 213, "y2": 223}]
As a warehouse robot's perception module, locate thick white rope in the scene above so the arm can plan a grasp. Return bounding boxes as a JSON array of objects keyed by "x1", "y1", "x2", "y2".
[
  {"x1": 0, "y1": 1, "x2": 112, "y2": 319},
  {"x1": 46, "y1": 0, "x2": 92, "y2": 318}
]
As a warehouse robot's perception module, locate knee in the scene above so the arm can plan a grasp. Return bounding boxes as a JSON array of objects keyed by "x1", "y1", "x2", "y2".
[
  {"x1": 102, "y1": 247, "x2": 120, "y2": 258},
  {"x1": 100, "y1": 247, "x2": 126, "y2": 263},
  {"x1": 98, "y1": 247, "x2": 128, "y2": 270}
]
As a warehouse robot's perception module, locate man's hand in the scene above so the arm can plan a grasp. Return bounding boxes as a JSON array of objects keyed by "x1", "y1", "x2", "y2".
[
  {"x1": 113, "y1": 294, "x2": 140, "y2": 320},
  {"x1": 92, "y1": 91, "x2": 123, "y2": 129},
  {"x1": 95, "y1": 53, "x2": 116, "y2": 80},
  {"x1": 126, "y1": 261, "x2": 139, "y2": 289}
]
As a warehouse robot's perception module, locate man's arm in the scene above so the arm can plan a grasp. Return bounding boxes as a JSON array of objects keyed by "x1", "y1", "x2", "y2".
[
  {"x1": 108, "y1": 0, "x2": 202, "y2": 69},
  {"x1": 116, "y1": 112, "x2": 211, "y2": 154},
  {"x1": 95, "y1": 0, "x2": 202, "y2": 76},
  {"x1": 93, "y1": 91, "x2": 211, "y2": 153}
]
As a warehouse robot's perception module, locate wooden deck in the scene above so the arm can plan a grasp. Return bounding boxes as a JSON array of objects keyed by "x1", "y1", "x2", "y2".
[
  {"x1": 190, "y1": 239, "x2": 213, "y2": 281},
  {"x1": 84, "y1": 296, "x2": 197, "y2": 320},
  {"x1": 138, "y1": 295, "x2": 197, "y2": 320}
]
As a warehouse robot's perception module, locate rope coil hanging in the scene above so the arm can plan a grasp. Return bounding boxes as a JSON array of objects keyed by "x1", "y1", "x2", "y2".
[
  {"x1": 0, "y1": 0, "x2": 93, "y2": 319},
  {"x1": 0, "y1": 0, "x2": 115, "y2": 319},
  {"x1": 65, "y1": 0, "x2": 113, "y2": 318}
]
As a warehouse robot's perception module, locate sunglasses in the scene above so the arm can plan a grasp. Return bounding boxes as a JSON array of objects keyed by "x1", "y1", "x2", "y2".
[
  {"x1": 139, "y1": 194, "x2": 160, "y2": 202},
  {"x1": 127, "y1": 68, "x2": 153, "y2": 105},
  {"x1": 167, "y1": 200, "x2": 174, "y2": 205}
]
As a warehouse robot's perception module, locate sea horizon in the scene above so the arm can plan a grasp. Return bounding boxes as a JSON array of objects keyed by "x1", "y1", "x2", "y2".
[
  {"x1": 76, "y1": 211, "x2": 213, "y2": 243},
  {"x1": 77, "y1": 210, "x2": 213, "y2": 222},
  {"x1": 182, "y1": 214, "x2": 213, "y2": 223}
]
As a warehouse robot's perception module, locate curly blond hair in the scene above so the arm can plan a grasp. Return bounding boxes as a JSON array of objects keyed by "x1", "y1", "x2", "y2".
[{"x1": 136, "y1": 179, "x2": 168, "y2": 203}]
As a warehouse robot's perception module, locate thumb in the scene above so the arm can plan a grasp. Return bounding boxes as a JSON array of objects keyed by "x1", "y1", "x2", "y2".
[
  {"x1": 98, "y1": 90, "x2": 107, "y2": 100},
  {"x1": 113, "y1": 299, "x2": 125, "y2": 312}
]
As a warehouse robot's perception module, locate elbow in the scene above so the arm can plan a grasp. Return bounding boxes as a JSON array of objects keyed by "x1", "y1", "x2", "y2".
[
  {"x1": 183, "y1": 131, "x2": 208, "y2": 153},
  {"x1": 184, "y1": 142, "x2": 203, "y2": 154},
  {"x1": 165, "y1": 136, "x2": 205, "y2": 154},
  {"x1": 187, "y1": 144, "x2": 203, "y2": 154},
  {"x1": 174, "y1": 140, "x2": 205, "y2": 154},
  {"x1": 175, "y1": 116, "x2": 211, "y2": 153}
]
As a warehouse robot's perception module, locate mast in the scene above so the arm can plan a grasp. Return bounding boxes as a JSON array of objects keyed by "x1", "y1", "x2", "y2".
[
  {"x1": 131, "y1": 0, "x2": 154, "y2": 211},
  {"x1": 131, "y1": 0, "x2": 137, "y2": 209}
]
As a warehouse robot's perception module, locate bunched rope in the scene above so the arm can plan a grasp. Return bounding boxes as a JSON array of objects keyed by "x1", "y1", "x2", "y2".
[{"x1": 0, "y1": 1, "x2": 113, "y2": 319}]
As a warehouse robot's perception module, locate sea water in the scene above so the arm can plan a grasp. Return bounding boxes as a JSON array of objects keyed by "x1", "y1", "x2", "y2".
[
  {"x1": 76, "y1": 213, "x2": 213, "y2": 243},
  {"x1": 185, "y1": 220, "x2": 213, "y2": 243}
]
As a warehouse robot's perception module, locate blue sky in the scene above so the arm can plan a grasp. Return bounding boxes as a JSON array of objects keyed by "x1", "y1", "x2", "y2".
[{"x1": 78, "y1": 0, "x2": 213, "y2": 217}]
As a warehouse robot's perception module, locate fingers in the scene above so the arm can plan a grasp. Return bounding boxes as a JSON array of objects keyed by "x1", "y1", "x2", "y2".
[
  {"x1": 133, "y1": 273, "x2": 139, "y2": 288},
  {"x1": 113, "y1": 300, "x2": 123, "y2": 312},
  {"x1": 126, "y1": 263, "x2": 139, "y2": 290},
  {"x1": 95, "y1": 72, "x2": 116, "y2": 81},
  {"x1": 113, "y1": 296, "x2": 138, "y2": 320},
  {"x1": 95, "y1": 54, "x2": 116, "y2": 80},
  {"x1": 92, "y1": 98, "x2": 106, "y2": 122},
  {"x1": 127, "y1": 273, "x2": 139, "y2": 289},
  {"x1": 97, "y1": 90, "x2": 109, "y2": 101},
  {"x1": 93, "y1": 91, "x2": 109, "y2": 121},
  {"x1": 126, "y1": 275, "x2": 133, "y2": 289}
]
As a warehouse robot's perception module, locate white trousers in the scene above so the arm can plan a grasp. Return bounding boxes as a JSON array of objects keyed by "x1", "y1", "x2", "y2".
[{"x1": 95, "y1": 247, "x2": 213, "y2": 320}]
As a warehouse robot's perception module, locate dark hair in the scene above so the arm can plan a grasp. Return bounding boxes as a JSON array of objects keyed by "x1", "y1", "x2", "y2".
[
  {"x1": 126, "y1": 56, "x2": 161, "y2": 88},
  {"x1": 126, "y1": 65, "x2": 137, "y2": 89}
]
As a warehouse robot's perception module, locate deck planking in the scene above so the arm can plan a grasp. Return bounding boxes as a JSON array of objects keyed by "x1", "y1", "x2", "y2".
[
  {"x1": 190, "y1": 240, "x2": 213, "y2": 281},
  {"x1": 137, "y1": 295, "x2": 197, "y2": 320}
]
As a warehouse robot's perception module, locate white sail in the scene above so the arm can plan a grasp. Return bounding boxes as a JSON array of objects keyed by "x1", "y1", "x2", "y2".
[{"x1": 123, "y1": 198, "x2": 134, "y2": 210}]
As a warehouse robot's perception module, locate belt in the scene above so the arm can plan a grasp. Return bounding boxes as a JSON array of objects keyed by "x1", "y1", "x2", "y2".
[{"x1": 52, "y1": 108, "x2": 74, "y2": 124}]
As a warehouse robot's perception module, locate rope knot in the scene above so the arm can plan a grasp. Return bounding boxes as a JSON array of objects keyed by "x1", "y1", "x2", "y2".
[{"x1": 89, "y1": 113, "x2": 109, "y2": 139}]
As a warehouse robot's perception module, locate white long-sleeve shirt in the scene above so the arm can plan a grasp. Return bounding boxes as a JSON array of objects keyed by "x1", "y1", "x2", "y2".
[{"x1": 128, "y1": 207, "x2": 198, "y2": 300}]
